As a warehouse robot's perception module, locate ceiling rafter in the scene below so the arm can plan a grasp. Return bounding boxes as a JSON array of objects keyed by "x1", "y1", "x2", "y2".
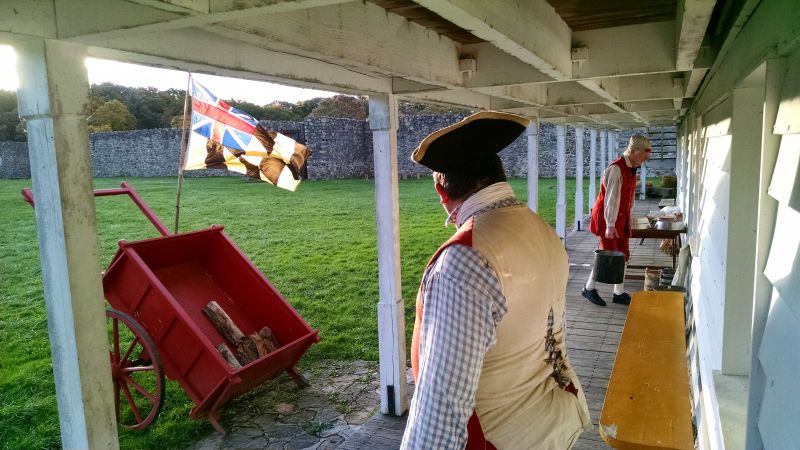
[{"x1": 59, "y1": 0, "x2": 354, "y2": 41}]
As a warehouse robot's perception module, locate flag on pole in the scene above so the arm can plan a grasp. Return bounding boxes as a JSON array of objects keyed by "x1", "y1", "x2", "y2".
[{"x1": 183, "y1": 78, "x2": 311, "y2": 191}]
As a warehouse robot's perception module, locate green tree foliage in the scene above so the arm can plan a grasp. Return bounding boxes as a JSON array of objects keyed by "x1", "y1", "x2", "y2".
[
  {"x1": 308, "y1": 95, "x2": 368, "y2": 119},
  {"x1": 398, "y1": 100, "x2": 472, "y2": 116},
  {"x1": 0, "y1": 90, "x2": 25, "y2": 141},
  {"x1": 88, "y1": 99, "x2": 137, "y2": 132},
  {"x1": 91, "y1": 83, "x2": 184, "y2": 129},
  {"x1": 170, "y1": 114, "x2": 189, "y2": 129},
  {"x1": 1, "y1": 83, "x2": 468, "y2": 141},
  {"x1": 228, "y1": 98, "x2": 323, "y2": 121},
  {"x1": 227, "y1": 99, "x2": 270, "y2": 119}
]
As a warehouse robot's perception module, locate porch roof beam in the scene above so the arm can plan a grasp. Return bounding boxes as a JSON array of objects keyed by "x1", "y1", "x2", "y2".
[
  {"x1": 676, "y1": 0, "x2": 717, "y2": 70},
  {"x1": 413, "y1": 0, "x2": 573, "y2": 81},
  {"x1": 205, "y1": 1, "x2": 462, "y2": 88},
  {"x1": 87, "y1": 27, "x2": 392, "y2": 95},
  {"x1": 56, "y1": 0, "x2": 355, "y2": 40},
  {"x1": 572, "y1": 21, "x2": 677, "y2": 79}
]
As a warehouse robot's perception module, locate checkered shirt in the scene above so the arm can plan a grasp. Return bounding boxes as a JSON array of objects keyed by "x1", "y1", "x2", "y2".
[{"x1": 400, "y1": 200, "x2": 514, "y2": 450}]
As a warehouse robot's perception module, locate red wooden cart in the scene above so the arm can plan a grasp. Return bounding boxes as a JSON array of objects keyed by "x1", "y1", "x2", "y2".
[{"x1": 22, "y1": 181, "x2": 320, "y2": 433}]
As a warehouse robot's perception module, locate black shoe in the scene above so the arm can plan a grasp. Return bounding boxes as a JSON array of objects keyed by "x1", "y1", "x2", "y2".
[
  {"x1": 612, "y1": 293, "x2": 631, "y2": 305},
  {"x1": 582, "y1": 288, "x2": 606, "y2": 306}
]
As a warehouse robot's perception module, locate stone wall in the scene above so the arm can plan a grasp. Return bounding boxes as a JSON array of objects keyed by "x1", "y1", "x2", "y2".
[
  {"x1": 91, "y1": 129, "x2": 181, "y2": 177},
  {"x1": 0, "y1": 117, "x2": 676, "y2": 180},
  {"x1": 303, "y1": 117, "x2": 373, "y2": 179},
  {"x1": 0, "y1": 142, "x2": 29, "y2": 179}
]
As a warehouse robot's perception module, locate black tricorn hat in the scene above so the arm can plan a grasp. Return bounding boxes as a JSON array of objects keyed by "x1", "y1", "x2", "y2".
[{"x1": 411, "y1": 111, "x2": 530, "y2": 172}]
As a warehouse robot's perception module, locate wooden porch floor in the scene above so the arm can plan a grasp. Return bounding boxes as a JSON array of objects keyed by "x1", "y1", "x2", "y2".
[{"x1": 565, "y1": 197, "x2": 673, "y2": 449}]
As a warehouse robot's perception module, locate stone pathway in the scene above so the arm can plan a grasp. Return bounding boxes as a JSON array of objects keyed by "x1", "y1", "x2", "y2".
[
  {"x1": 189, "y1": 360, "x2": 387, "y2": 450},
  {"x1": 190, "y1": 198, "x2": 672, "y2": 449}
]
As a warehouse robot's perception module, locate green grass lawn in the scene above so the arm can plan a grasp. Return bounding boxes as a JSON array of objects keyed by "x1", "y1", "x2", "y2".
[{"x1": 0, "y1": 175, "x2": 597, "y2": 449}]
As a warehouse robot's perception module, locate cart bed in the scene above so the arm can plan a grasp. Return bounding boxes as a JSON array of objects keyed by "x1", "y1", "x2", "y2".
[{"x1": 103, "y1": 225, "x2": 319, "y2": 424}]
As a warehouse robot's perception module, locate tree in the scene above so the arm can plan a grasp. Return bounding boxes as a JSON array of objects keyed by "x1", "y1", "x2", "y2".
[
  {"x1": 0, "y1": 90, "x2": 25, "y2": 141},
  {"x1": 227, "y1": 99, "x2": 269, "y2": 119},
  {"x1": 170, "y1": 114, "x2": 189, "y2": 129},
  {"x1": 90, "y1": 83, "x2": 185, "y2": 129},
  {"x1": 88, "y1": 99, "x2": 137, "y2": 132},
  {"x1": 229, "y1": 98, "x2": 324, "y2": 121},
  {"x1": 0, "y1": 90, "x2": 16, "y2": 113},
  {"x1": 399, "y1": 100, "x2": 471, "y2": 116},
  {"x1": 308, "y1": 95, "x2": 367, "y2": 119}
]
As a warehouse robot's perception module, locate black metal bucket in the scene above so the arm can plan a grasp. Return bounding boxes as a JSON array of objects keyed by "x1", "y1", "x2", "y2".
[{"x1": 593, "y1": 250, "x2": 625, "y2": 284}]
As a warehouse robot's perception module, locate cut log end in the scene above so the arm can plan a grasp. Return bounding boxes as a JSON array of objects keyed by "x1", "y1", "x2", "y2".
[{"x1": 216, "y1": 343, "x2": 242, "y2": 369}]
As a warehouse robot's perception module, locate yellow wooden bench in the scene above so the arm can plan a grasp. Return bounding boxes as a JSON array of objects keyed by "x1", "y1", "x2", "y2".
[{"x1": 599, "y1": 291, "x2": 694, "y2": 450}]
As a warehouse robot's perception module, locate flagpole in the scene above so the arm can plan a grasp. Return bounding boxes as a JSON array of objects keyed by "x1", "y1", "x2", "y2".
[{"x1": 174, "y1": 74, "x2": 192, "y2": 233}]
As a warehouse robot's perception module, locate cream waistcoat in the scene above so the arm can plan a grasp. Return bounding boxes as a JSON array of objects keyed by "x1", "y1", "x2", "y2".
[{"x1": 471, "y1": 204, "x2": 592, "y2": 449}]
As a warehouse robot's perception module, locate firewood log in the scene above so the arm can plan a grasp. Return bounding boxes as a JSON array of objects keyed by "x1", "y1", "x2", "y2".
[
  {"x1": 203, "y1": 301, "x2": 245, "y2": 346},
  {"x1": 235, "y1": 336, "x2": 261, "y2": 364},
  {"x1": 258, "y1": 326, "x2": 280, "y2": 353},
  {"x1": 215, "y1": 343, "x2": 242, "y2": 369}
]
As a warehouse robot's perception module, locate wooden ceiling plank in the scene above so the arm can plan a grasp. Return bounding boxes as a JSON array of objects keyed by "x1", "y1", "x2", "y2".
[
  {"x1": 414, "y1": 0, "x2": 573, "y2": 80},
  {"x1": 676, "y1": 0, "x2": 717, "y2": 70},
  {"x1": 208, "y1": 2, "x2": 462, "y2": 88},
  {"x1": 570, "y1": 16, "x2": 675, "y2": 32},
  {"x1": 572, "y1": 21, "x2": 676, "y2": 78},
  {"x1": 461, "y1": 43, "x2": 555, "y2": 88},
  {"x1": 58, "y1": 0, "x2": 354, "y2": 40},
  {"x1": 86, "y1": 27, "x2": 391, "y2": 94}
]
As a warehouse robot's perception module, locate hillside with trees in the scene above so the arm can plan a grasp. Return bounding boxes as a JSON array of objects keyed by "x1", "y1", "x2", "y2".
[{"x1": 0, "y1": 83, "x2": 470, "y2": 141}]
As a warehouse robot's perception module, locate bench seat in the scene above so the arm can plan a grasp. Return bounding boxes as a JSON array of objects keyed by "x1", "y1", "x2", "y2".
[{"x1": 599, "y1": 291, "x2": 693, "y2": 450}]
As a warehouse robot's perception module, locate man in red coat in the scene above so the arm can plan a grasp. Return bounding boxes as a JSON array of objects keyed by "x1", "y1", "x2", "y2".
[{"x1": 582, "y1": 135, "x2": 651, "y2": 306}]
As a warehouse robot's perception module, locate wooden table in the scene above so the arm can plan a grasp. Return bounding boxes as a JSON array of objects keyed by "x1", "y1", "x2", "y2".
[
  {"x1": 630, "y1": 217, "x2": 687, "y2": 268},
  {"x1": 599, "y1": 291, "x2": 694, "y2": 450},
  {"x1": 658, "y1": 198, "x2": 676, "y2": 209}
]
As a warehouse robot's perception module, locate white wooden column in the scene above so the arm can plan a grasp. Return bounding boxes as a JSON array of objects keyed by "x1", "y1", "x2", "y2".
[
  {"x1": 526, "y1": 120, "x2": 539, "y2": 212},
  {"x1": 589, "y1": 128, "x2": 597, "y2": 204},
  {"x1": 746, "y1": 56, "x2": 786, "y2": 450},
  {"x1": 609, "y1": 131, "x2": 616, "y2": 162},
  {"x1": 574, "y1": 127, "x2": 584, "y2": 230},
  {"x1": 368, "y1": 94, "x2": 408, "y2": 416},
  {"x1": 639, "y1": 163, "x2": 647, "y2": 199},
  {"x1": 599, "y1": 130, "x2": 607, "y2": 173},
  {"x1": 15, "y1": 39, "x2": 118, "y2": 449},
  {"x1": 675, "y1": 133, "x2": 683, "y2": 207},
  {"x1": 722, "y1": 77, "x2": 766, "y2": 375},
  {"x1": 556, "y1": 122, "x2": 566, "y2": 240}
]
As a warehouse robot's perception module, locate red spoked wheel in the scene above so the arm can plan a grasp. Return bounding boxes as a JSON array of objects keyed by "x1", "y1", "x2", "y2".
[{"x1": 107, "y1": 309, "x2": 165, "y2": 430}]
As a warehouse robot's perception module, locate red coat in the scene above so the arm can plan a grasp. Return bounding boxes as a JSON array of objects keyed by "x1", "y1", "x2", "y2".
[{"x1": 589, "y1": 157, "x2": 637, "y2": 239}]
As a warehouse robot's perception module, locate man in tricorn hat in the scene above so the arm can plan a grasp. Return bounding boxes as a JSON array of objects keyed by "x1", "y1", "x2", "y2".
[{"x1": 401, "y1": 112, "x2": 591, "y2": 449}]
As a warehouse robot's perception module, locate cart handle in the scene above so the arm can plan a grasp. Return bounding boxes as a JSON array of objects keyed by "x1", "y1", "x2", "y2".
[{"x1": 20, "y1": 181, "x2": 171, "y2": 237}]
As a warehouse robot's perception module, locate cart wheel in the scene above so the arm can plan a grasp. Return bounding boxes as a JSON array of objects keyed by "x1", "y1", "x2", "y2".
[{"x1": 107, "y1": 309, "x2": 165, "y2": 430}]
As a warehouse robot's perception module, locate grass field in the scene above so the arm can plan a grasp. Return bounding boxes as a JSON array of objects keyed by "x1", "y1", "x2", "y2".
[{"x1": 0, "y1": 176, "x2": 595, "y2": 449}]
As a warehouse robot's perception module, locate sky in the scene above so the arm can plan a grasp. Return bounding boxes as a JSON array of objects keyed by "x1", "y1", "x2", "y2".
[{"x1": 0, "y1": 44, "x2": 338, "y2": 105}]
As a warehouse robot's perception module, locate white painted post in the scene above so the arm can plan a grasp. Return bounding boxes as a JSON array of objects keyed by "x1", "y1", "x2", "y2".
[
  {"x1": 723, "y1": 81, "x2": 766, "y2": 375},
  {"x1": 599, "y1": 130, "x2": 607, "y2": 174},
  {"x1": 14, "y1": 39, "x2": 118, "y2": 449},
  {"x1": 526, "y1": 120, "x2": 539, "y2": 212},
  {"x1": 680, "y1": 131, "x2": 685, "y2": 206},
  {"x1": 609, "y1": 131, "x2": 616, "y2": 162},
  {"x1": 368, "y1": 94, "x2": 408, "y2": 416},
  {"x1": 746, "y1": 56, "x2": 786, "y2": 450},
  {"x1": 574, "y1": 127, "x2": 584, "y2": 230},
  {"x1": 556, "y1": 122, "x2": 566, "y2": 240},
  {"x1": 640, "y1": 162, "x2": 647, "y2": 199},
  {"x1": 589, "y1": 128, "x2": 597, "y2": 204}
]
